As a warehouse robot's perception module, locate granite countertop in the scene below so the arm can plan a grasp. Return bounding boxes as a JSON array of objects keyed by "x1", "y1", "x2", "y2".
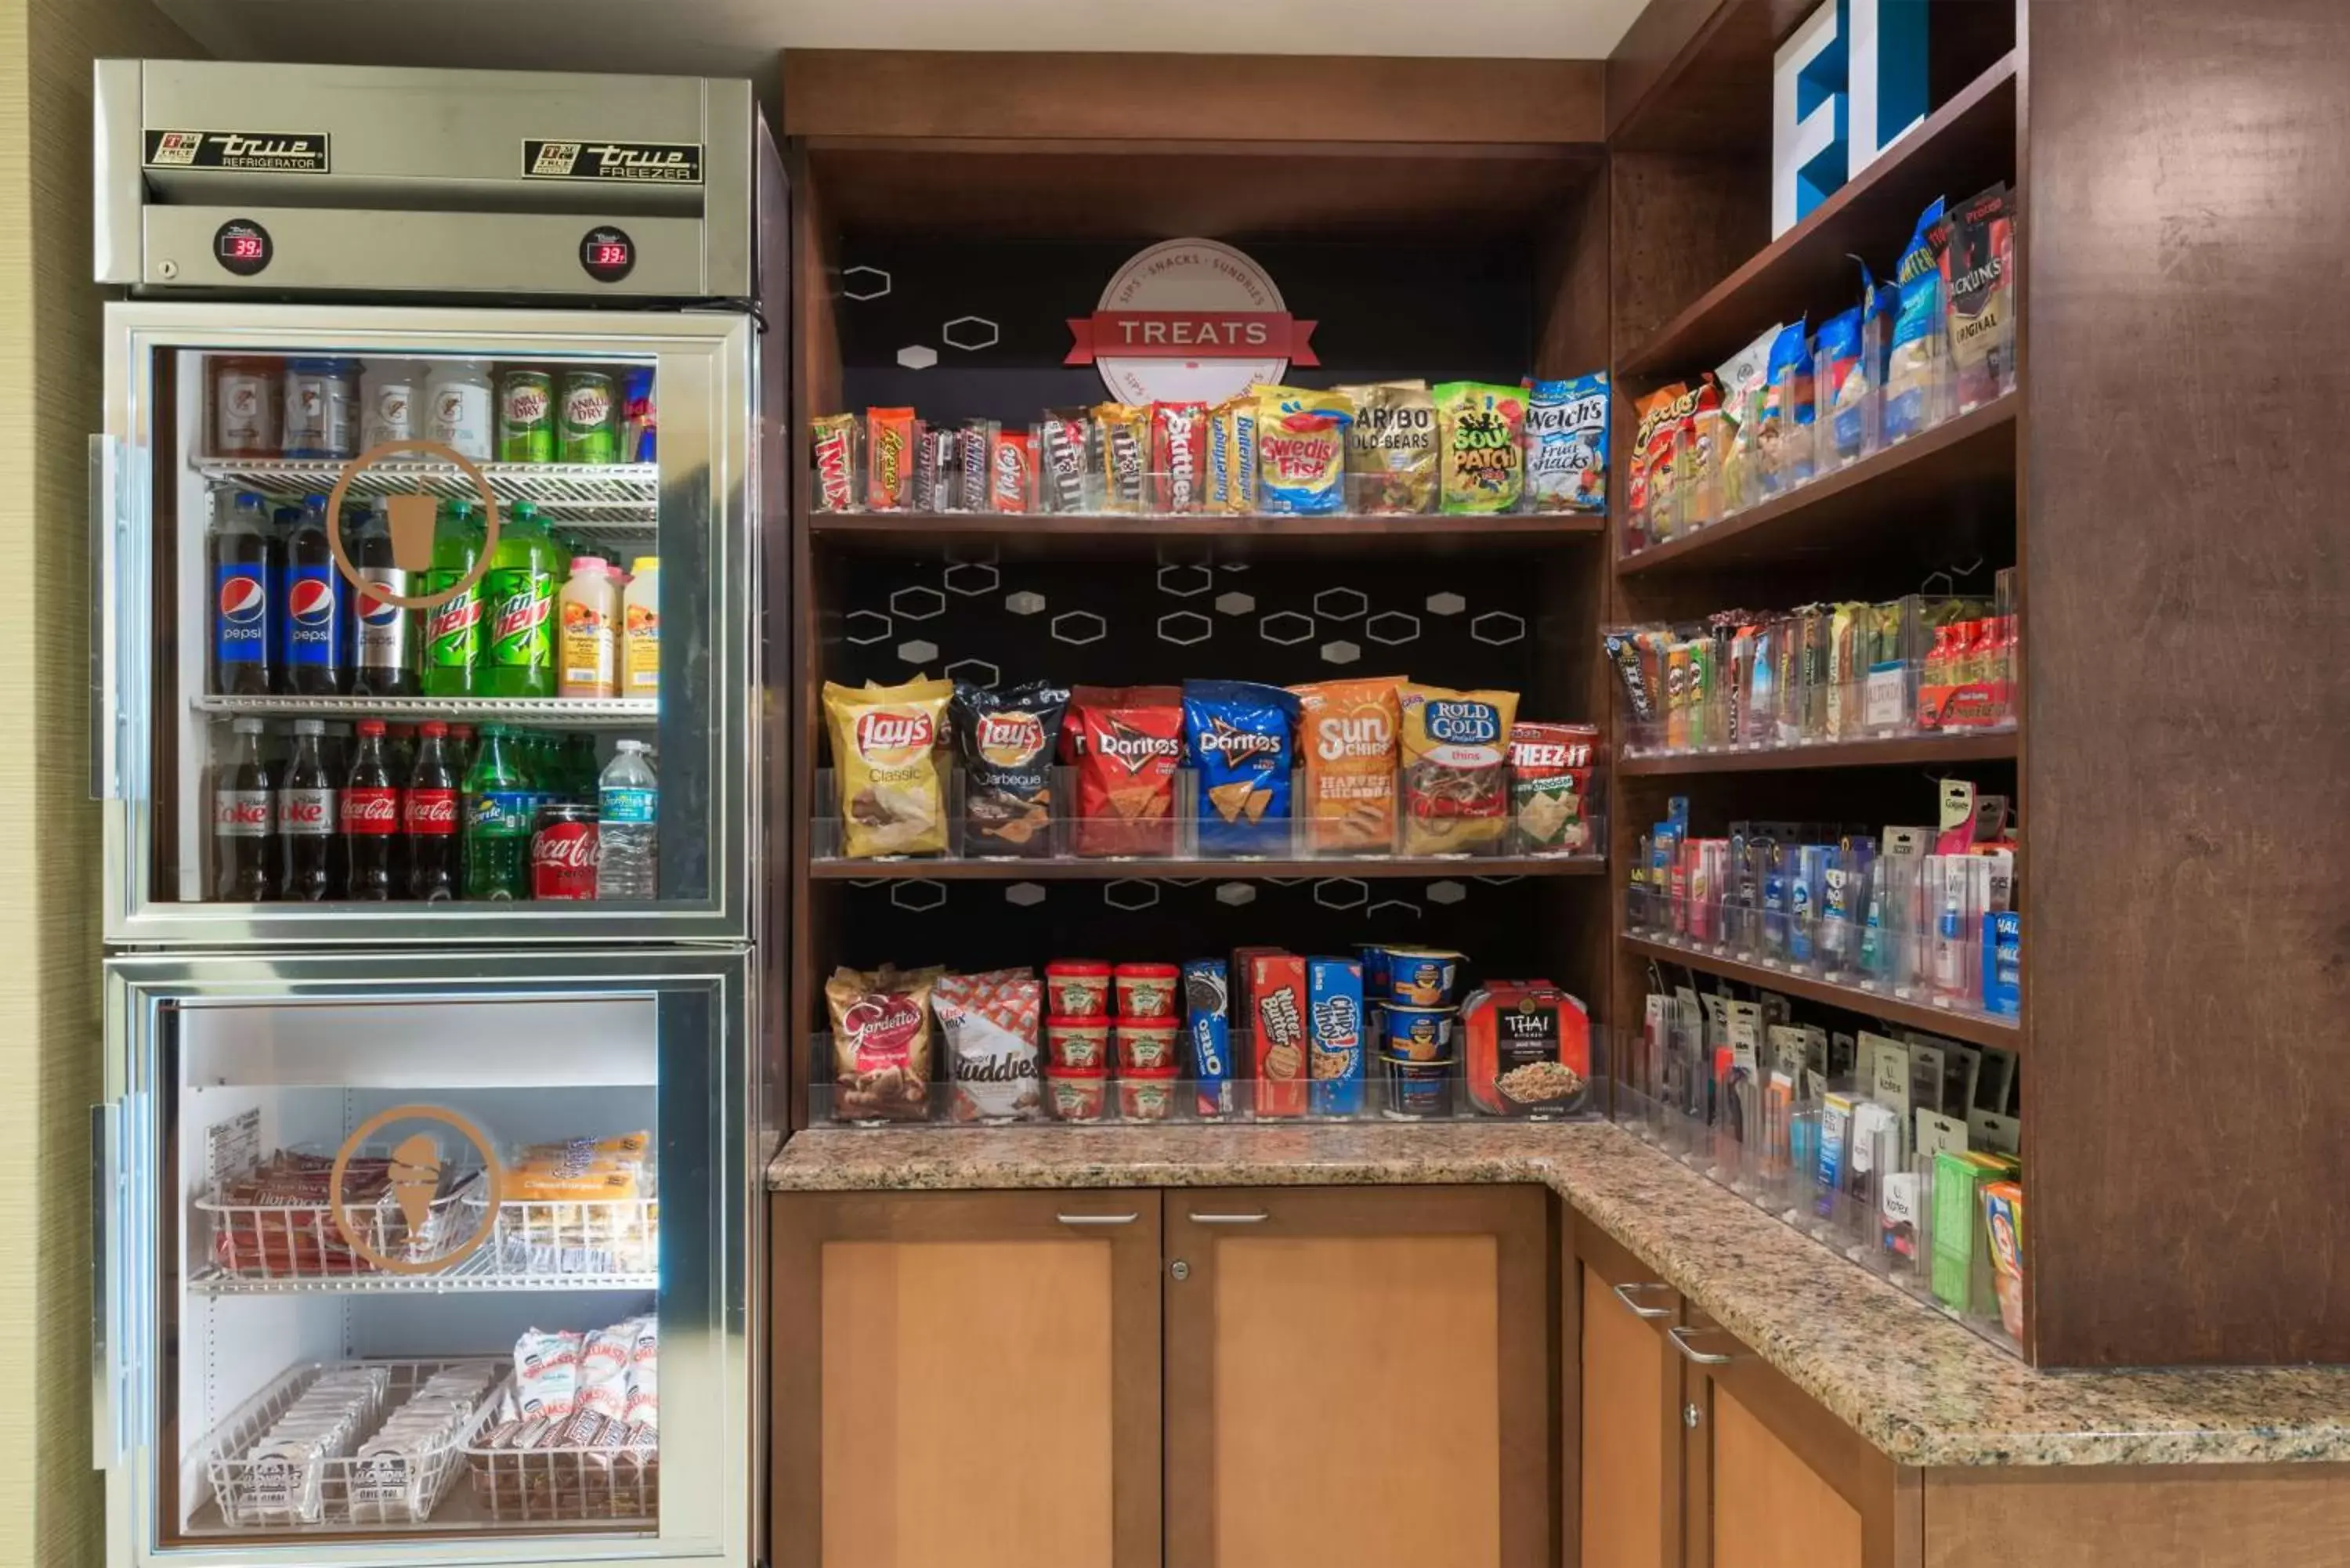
[{"x1": 768, "y1": 1120, "x2": 2350, "y2": 1469}]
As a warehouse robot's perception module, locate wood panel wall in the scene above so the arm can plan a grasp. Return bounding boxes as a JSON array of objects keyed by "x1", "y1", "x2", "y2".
[
  {"x1": 2021, "y1": 0, "x2": 2350, "y2": 1366},
  {"x1": 0, "y1": 5, "x2": 201, "y2": 1566}
]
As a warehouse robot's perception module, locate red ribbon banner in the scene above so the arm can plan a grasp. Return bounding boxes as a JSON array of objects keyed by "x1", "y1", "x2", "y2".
[{"x1": 1065, "y1": 310, "x2": 1319, "y2": 367}]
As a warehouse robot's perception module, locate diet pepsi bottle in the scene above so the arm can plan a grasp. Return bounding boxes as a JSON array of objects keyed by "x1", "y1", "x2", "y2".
[
  {"x1": 208, "y1": 489, "x2": 278, "y2": 695},
  {"x1": 345, "y1": 717, "x2": 401, "y2": 901},
  {"x1": 280, "y1": 718, "x2": 340, "y2": 901},
  {"x1": 281, "y1": 495, "x2": 345, "y2": 695},
  {"x1": 347, "y1": 501, "x2": 417, "y2": 698},
  {"x1": 212, "y1": 717, "x2": 276, "y2": 901},
  {"x1": 405, "y1": 721, "x2": 461, "y2": 902}
]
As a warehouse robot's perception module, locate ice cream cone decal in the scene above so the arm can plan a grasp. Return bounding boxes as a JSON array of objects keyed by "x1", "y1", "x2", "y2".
[
  {"x1": 330, "y1": 1104, "x2": 504, "y2": 1276},
  {"x1": 388, "y1": 1131, "x2": 444, "y2": 1239},
  {"x1": 324, "y1": 438, "x2": 502, "y2": 612}
]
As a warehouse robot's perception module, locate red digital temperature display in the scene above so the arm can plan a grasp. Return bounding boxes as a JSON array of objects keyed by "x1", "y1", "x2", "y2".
[
  {"x1": 579, "y1": 225, "x2": 637, "y2": 284},
  {"x1": 212, "y1": 219, "x2": 272, "y2": 276},
  {"x1": 222, "y1": 235, "x2": 266, "y2": 261},
  {"x1": 591, "y1": 241, "x2": 630, "y2": 267}
]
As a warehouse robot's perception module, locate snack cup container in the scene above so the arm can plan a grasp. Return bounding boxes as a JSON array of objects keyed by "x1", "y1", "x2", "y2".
[
  {"x1": 1113, "y1": 962, "x2": 1183, "y2": 1021},
  {"x1": 1117, "y1": 1068, "x2": 1180, "y2": 1123},
  {"x1": 1045, "y1": 961, "x2": 1113, "y2": 1018},
  {"x1": 1046, "y1": 1065, "x2": 1108, "y2": 1122},
  {"x1": 1115, "y1": 1017, "x2": 1180, "y2": 1073},
  {"x1": 1380, "y1": 1053, "x2": 1459, "y2": 1119},
  {"x1": 1381, "y1": 1003, "x2": 1457, "y2": 1062},
  {"x1": 1047, "y1": 1016, "x2": 1111, "y2": 1071}
]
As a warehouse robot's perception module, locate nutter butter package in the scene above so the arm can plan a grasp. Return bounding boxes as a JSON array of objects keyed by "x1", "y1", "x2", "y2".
[{"x1": 1250, "y1": 952, "x2": 1310, "y2": 1118}]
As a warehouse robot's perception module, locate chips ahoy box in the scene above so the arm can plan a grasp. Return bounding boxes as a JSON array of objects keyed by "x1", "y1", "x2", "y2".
[{"x1": 1307, "y1": 956, "x2": 1365, "y2": 1117}]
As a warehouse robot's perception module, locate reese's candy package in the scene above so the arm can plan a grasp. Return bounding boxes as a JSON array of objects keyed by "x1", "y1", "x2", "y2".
[
  {"x1": 1508, "y1": 721, "x2": 1601, "y2": 855},
  {"x1": 1255, "y1": 385, "x2": 1353, "y2": 515},
  {"x1": 1397, "y1": 682, "x2": 1520, "y2": 855},
  {"x1": 865, "y1": 407, "x2": 916, "y2": 511},
  {"x1": 1152, "y1": 401, "x2": 1210, "y2": 514},
  {"x1": 822, "y1": 676, "x2": 953, "y2": 859},
  {"x1": 811, "y1": 414, "x2": 858, "y2": 511},
  {"x1": 1068, "y1": 685, "x2": 1184, "y2": 858},
  {"x1": 1340, "y1": 381, "x2": 1438, "y2": 514},
  {"x1": 1290, "y1": 676, "x2": 1403, "y2": 853},
  {"x1": 1524, "y1": 373, "x2": 1608, "y2": 513},
  {"x1": 1093, "y1": 403, "x2": 1149, "y2": 514},
  {"x1": 951, "y1": 680, "x2": 1070, "y2": 858},
  {"x1": 1434, "y1": 382, "x2": 1527, "y2": 514},
  {"x1": 1182, "y1": 679, "x2": 1300, "y2": 856}
]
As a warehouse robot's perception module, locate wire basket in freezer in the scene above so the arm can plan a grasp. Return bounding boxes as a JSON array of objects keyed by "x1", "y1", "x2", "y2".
[
  {"x1": 201, "y1": 1359, "x2": 503, "y2": 1530},
  {"x1": 465, "y1": 1375, "x2": 661, "y2": 1525},
  {"x1": 195, "y1": 1154, "x2": 488, "y2": 1280},
  {"x1": 471, "y1": 1183, "x2": 661, "y2": 1278}
]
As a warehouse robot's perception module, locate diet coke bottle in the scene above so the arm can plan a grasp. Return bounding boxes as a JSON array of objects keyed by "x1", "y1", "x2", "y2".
[
  {"x1": 405, "y1": 721, "x2": 460, "y2": 902},
  {"x1": 280, "y1": 719, "x2": 340, "y2": 901},
  {"x1": 344, "y1": 718, "x2": 401, "y2": 901},
  {"x1": 212, "y1": 717, "x2": 276, "y2": 901}
]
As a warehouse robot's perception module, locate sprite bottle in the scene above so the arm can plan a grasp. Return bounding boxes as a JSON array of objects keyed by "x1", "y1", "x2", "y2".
[
  {"x1": 481, "y1": 500, "x2": 559, "y2": 697},
  {"x1": 462, "y1": 724, "x2": 531, "y2": 900},
  {"x1": 419, "y1": 498, "x2": 486, "y2": 698}
]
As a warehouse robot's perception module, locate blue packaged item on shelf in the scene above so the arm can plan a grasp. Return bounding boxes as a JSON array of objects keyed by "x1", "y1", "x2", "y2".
[
  {"x1": 1524, "y1": 371, "x2": 1610, "y2": 513},
  {"x1": 1307, "y1": 957, "x2": 1366, "y2": 1116},
  {"x1": 1182, "y1": 679, "x2": 1300, "y2": 856},
  {"x1": 1182, "y1": 959, "x2": 1234, "y2": 1118},
  {"x1": 1983, "y1": 911, "x2": 2022, "y2": 1016},
  {"x1": 1883, "y1": 197, "x2": 1947, "y2": 443},
  {"x1": 1760, "y1": 320, "x2": 1813, "y2": 489},
  {"x1": 1814, "y1": 307, "x2": 1868, "y2": 464}
]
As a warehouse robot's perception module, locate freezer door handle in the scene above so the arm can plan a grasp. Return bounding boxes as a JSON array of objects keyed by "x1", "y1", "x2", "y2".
[
  {"x1": 88, "y1": 435, "x2": 121, "y2": 803},
  {"x1": 89, "y1": 1100, "x2": 125, "y2": 1469}
]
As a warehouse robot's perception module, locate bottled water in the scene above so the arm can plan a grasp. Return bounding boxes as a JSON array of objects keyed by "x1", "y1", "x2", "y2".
[{"x1": 597, "y1": 739, "x2": 659, "y2": 899}]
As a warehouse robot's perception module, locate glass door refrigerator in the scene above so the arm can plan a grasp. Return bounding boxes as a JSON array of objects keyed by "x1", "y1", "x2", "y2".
[{"x1": 89, "y1": 60, "x2": 779, "y2": 1568}]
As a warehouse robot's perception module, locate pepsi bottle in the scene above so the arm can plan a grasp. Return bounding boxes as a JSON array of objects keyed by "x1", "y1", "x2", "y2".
[
  {"x1": 281, "y1": 494, "x2": 346, "y2": 695},
  {"x1": 208, "y1": 489, "x2": 278, "y2": 695},
  {"x1": 347, "y1": 500, "x2": 417, "y2": 697}
]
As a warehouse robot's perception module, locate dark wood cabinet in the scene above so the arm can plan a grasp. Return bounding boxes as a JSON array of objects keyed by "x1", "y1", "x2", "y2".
[{"x1": 1571, "y1": 1219, "x2": 1683, "y2": 1568}]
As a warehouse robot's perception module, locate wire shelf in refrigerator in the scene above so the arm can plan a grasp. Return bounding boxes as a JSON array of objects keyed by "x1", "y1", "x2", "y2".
[
  {"x1": 189, "y1": 1248, "x2": 660, "y2": 1296},
  {"x1": 193, "y1": 694, "x2": 658, "y2": 726},
  {"x1": 193, "y1": 457, "x2": 660, "y2": 524}
]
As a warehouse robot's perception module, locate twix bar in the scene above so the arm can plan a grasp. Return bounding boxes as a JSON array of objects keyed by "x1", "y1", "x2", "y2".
[{"x1": 812, "y1": 414, "x2": 857, "y2": 511}]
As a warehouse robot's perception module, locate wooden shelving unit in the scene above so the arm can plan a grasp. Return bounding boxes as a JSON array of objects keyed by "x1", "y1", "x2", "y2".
[
  {"x1": 811, "y1": 509, "x2": 1607, "y2": 557},
  {"x1": 812, "y1": 855, "x2": 1603, "y2": 882},
  {"x1": 1620, "y1": 932, "x2": 2019, "y2": 1050},
  {"x1": 1618, "y1": 730, "x2": 2016, "y2": 777}
]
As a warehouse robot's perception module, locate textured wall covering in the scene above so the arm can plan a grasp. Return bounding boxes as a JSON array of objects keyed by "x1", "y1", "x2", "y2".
[{"x1": 0, "y1": 5, "x2": 196, "y2": 1566}]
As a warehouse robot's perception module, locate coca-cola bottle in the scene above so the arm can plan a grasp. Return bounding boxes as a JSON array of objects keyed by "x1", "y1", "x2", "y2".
[
  {"x1": 212, "y1": 717, "x2": 276, "y2": 901},
  {"x1": 280, "y1": 718, "x2": 340, "y2": 901},
  {"x1": 345, "y1": 717, "x2": 400, "y2": 901},
  {"x1": 406, "y1": 720, "x2": 461, "y2": 902}
]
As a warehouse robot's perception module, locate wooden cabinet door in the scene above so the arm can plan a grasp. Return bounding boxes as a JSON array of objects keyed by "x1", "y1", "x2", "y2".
[
  {"x1": 1675, "y1": 1312, "x2": 1914, "y2": 1568},
  {"x1": 1573, "y1": 1216, "x2": 1683, "y2": 1568},
  {"x1": 770, "y1": 1191, "x2": 1163, "y2": 1568},
  {"x1": 1162, "y1": 1184, "x2": 1553, "y2": 1568}
]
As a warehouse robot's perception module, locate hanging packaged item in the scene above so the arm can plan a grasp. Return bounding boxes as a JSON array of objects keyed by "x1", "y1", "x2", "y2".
[
  {"x1": 951, "y1": 680, "x2": 1071, "y2": 858},
  {"x1": 1812, "y1": 306, "x2": 1871, "y2": 471},
  {"x1": 1067, "y1": 685, "x2": 1185, "y2": 858},
  {"x1": 1182, "y1": 679, "x2": 1300, "y2": 856},
  {"x1": 1290, "y1": 676, "x2": 1404, "y2": 853},
  {"x1": 1434, "y1": 381, "x2": 1528, "y2": 514},
  {"x1": 1254, "y1": 384, "x2": 1354, "y2": 515},
  {"x1": 1524, "y1": 373, "x2": 1609, "y2": 513},
  {"x1": 826, "y1": 965, "x2": 939, "y2": 1122},
  {"x1": 822, "y1": 676, "x2": 953, "y2": 858},
  {"x1": 1397, "y1": 682, "x2": 1520, "y2": 855},
  {"x1": 1341, "y1": 381, "x2": 1439, "y2": 514},
  {"x1": 1756, "y1": 322, "x2": 1813, "y2": 493},
  {"x1": 1937, "y1": 183, "x2": 2017, "y2": 414}
]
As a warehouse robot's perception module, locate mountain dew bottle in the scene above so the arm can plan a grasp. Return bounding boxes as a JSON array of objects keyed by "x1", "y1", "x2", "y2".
[
  {"x1": 481, "y1": 500, "x2": 558, "y2": 697},
  {"x1": 419, "y1": 498, "x2": 486, "y2": 698}
]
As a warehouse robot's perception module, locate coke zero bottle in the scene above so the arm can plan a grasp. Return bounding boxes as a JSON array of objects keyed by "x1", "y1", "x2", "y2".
[
  {"x1": 345, "y1": 718, "x2": 400, "y2": 901},
  {"x1": 406, "y1": 721, "x2": 460, "y2": 902},
  {"x1": 281, "y1": 495, "x2": 346, "y2": 695},
  {"x1": 280, "y1": 718, "x2": 340, "y2": 901},
  {"x1": 213, "y1": 717, "x2": 276, "y2": 901},
  {"x1": 208, "y1": 489, "x2": 279, "y2": 695},
  {"x1": 349, "y1": 501, "x2": 418, "y2": 697}
]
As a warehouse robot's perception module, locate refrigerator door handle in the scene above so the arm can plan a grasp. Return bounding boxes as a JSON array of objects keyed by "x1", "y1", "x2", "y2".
[
  {"x1": 89, "y1": 1100, "x2": 125, "y2": 1469},
  {"x1": 88, "y1": 434, "x2": 120, "y2": 803}
]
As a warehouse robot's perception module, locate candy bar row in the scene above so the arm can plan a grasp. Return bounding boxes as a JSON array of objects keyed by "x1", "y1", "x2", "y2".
[
  {"x1": 1629, "y1": 185, "x2": 2016, "y2": 554},
  {"x1": 1603, "y1": 580, "x2": 2017, "y2": 757},
  {"x1": 810, "y1": 374, "x2": 1607, "y2": 518}
]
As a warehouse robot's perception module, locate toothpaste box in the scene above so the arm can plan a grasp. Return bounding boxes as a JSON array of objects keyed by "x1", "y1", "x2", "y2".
[{"x1": 1306, "y1": 957, "x2": 1365, "y2": 1117}]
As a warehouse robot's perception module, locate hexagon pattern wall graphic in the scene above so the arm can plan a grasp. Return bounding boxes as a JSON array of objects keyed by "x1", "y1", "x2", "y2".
[
  {"x1": 1313, "y1": 878, "x2": 1370, "y2": 911},
  {"x1": 1005, "y1": 591, "x2": 1047, "y2": 616},
  {"x1": 1214, "y1": 591, "x2": 1256, "y2": 616},
  {"x1": 1216, "y1": 883, "x2": 1258, "y2": 906},
  {"x1": 1471, "y1": 610, "x2": 1528, "y2": 646},
  {"x1": 896, "y1": 345, "x2": 938, "y2": 370},
  {"x1": 1004, "y1": 883, "x2": 1047, "y2": 908},
  {"x1": 1050, "y1": 610, "x2": 1107, "y2": 645},
  {"x1": 891, "y1": 586, "x2": 946, "y2": 621},
  {"x1": 843, "y1": 610, "x2": 891, "y2": 646},
  {"x1": 1365, "y1": 611, "x2": 1422, "y2": 646},
  {"x1": 1426, "y1": 591, "x2": 1467, "y2": 616},
  {"x1": 1158, "y1": 612, "x2": 1213, "y2": 647},
  {"x1": 839, "y1": 265, "x2": 891, "y2": 301},
  {"x1": 943, "y1": 657, "x2": 1000, "y2": 688},
  {"x1": 1313, "y1": 587, "x2": 1368, "y2": 621},
  {"x1": 896, "y1": 639, "x2": 938, "y2": 665},
  {"x1": 1103, "y1": 880, "x2": 1161, "y2": 912},
  {"x1": 1365, "y1": 899, "x2": 1423, "y2": 922},
  {"x1": 1426, "y1": 881, "x2": 1467, "y2": 906},
  {"x1": 888, "y1": 879, "x2": 946, "y2": 912},
  {"x1": 941, "y1": 316, "x2": 1000, "y2": 351},
  {"x1": 1321, "y1": 641, "x2": 1361, "y2": 665},
  {"x1": 942, "y1": 562, "x2": 1000, "y2": 597},
  {"x1": 1259, "y1": 611, "x2": 1315, "y2": 646},
  {"x1": 1158, "y1": 563, "x2": 1214, "y2": 598}
]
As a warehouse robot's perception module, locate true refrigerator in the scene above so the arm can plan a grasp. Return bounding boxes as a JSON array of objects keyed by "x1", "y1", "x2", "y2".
[{"x1": 89, "y1": 60, "x2": 780, "y2": 1568}]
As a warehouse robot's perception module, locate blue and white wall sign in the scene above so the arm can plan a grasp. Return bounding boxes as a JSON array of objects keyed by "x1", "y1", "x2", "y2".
[{"x1": 1773, "y1": 0, "x2": 1929, "y2": 237}]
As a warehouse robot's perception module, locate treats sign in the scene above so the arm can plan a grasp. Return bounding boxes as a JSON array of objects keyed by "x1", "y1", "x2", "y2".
[
  {"x1": 1772, "y1": 0, "x2": 1930, "y2": 237},
  {"x1": 1068, "y1": 238, "x2": 1317, "y2": 406}
]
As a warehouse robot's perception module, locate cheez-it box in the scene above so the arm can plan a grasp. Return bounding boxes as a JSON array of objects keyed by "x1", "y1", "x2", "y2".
[{"x1": 1248, "y1": 952, "x2": 1309, "y2": 1118}]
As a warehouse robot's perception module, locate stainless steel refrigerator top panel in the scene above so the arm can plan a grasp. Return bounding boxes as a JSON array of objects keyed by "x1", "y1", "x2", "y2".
[
  {"x1": 99, "y1": 300, "x2": 757, "y2": 947},
  {"x1": 96, "y1": 59, "x2": 753, "y2": 298},
  {"x1": 99, "y1": 947, "x2": 754, "y2": 1568}
]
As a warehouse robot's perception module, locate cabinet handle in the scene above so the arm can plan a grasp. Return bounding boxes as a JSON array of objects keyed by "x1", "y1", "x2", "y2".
[
  {"x1": 1188, "y1": 1211, "x2": 1269, "y2": 1224},
  {"x1": 1056, "y1": 1212, "x2": 1138, "y2": 1227},
  {"x1": 1611, "y1": 1281, "x2": 1674, "y2": 1320},
  {"x1": 1667, "y1": 1325, "x2": 1737, "y2": 1366}
]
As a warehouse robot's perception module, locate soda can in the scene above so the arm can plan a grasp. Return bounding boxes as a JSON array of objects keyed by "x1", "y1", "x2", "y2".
[
  {"x1": 621, "y1": 367, "x2": 657, "y2": 462},
  {"x1": 531, "y1": 802, "x2": 601, "y2": 900},
  {"x1": 496, "y1": 370, "x2": 555, "y2": 464},
  {"x1": 559, "y1": 371, "x2": 619, "y2": 464}
]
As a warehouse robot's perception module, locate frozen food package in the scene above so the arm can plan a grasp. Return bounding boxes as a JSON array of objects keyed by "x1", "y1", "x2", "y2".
[
  {"x1": 822, "y1": 677, "x2": 953, "y2": 859},
  {"x1": 1524, "y1": 372, "x2": 1608, "y2": 513},
  {"x1": 1397, "y1": 682, "x2": 1520, "y2": 854},
  {"x1": 1434, "y1": 381, "x2": 1528, "y2": 513}
]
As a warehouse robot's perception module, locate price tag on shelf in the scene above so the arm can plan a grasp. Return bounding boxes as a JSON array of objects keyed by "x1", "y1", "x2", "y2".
[{"x1": 1864, "y1": 666, "x2": 1907, "y2": 731}]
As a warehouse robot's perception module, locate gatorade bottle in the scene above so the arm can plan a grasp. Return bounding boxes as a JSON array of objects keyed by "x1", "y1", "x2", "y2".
[
  {"x1": 419, "y1": 498, "x2": 486, "y2": 698},
  {"x1": 481, "y1": 500, "x2": 558, "y2": 697}
]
